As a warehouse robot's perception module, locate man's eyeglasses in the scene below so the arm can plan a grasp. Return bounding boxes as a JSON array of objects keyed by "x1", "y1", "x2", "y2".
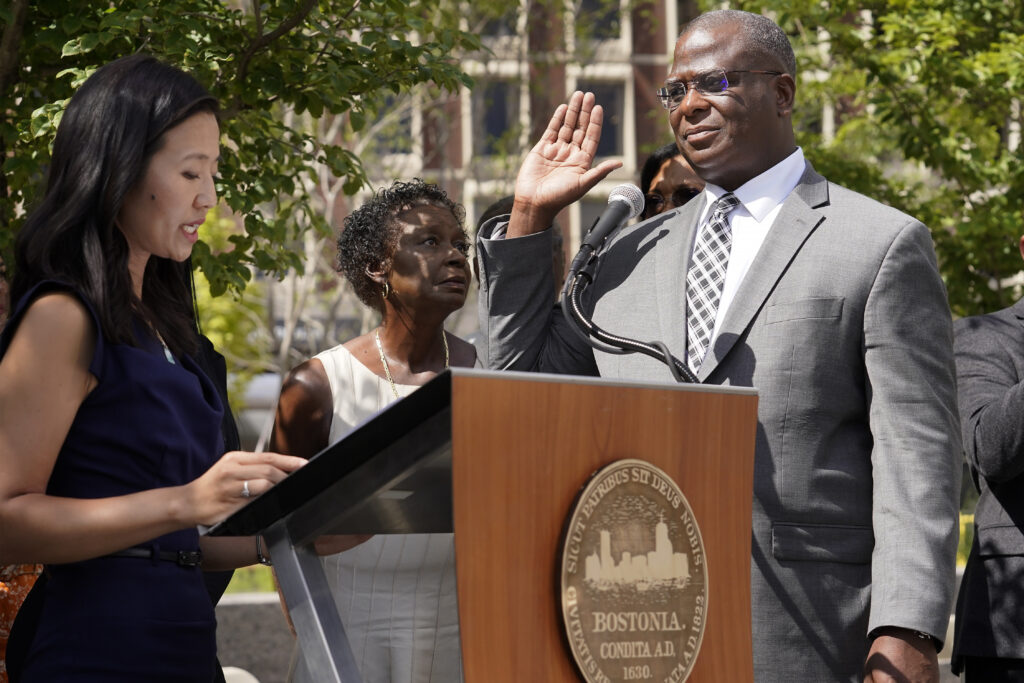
[{"x1": 656, "y1": 68, "x2": 783, "y2": 111}]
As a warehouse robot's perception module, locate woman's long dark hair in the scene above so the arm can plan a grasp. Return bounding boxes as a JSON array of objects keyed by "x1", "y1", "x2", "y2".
[{"x1": 11, "y1": 54, "x2": 218, "y2": 357}]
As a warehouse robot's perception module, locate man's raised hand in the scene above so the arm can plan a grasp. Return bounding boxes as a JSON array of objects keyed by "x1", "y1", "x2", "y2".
[{"x1": 507, "y1": 91, "x2": 622, "y2": 238}]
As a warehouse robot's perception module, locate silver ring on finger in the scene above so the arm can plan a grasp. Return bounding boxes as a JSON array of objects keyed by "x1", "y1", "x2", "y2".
[{"x1": 242, "y1": 480, "x2": 251, "y2": 498}]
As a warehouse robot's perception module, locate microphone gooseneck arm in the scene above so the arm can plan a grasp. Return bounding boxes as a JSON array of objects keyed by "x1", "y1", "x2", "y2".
[
  {"x1": 561, "y1": 270, "x2": 697, "y2": 384},
  {"x1": 559, "y1": 184, "x2": 698, "y2": 384}
]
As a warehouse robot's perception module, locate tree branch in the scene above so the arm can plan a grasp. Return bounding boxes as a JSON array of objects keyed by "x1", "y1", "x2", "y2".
[
  {"x1": 236, "y1": 0, "x2": 317, "y2": 85},
  {"x1": 0, "y1": 0, "x2": 29, "y2": 100}
]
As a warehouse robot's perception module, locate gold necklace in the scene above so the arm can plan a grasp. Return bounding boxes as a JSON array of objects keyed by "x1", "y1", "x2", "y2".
[{"x1": 374, "y1": 329, "x2": 449, "y2": 399}]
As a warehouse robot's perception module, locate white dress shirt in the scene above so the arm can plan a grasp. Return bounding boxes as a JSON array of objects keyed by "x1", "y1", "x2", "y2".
[{"x1": 695, "y1": 147, "x2": 807, "y2": 344}]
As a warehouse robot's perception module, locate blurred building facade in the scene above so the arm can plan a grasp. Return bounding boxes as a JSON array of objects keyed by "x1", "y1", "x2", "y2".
[
  {"x1": 244, "y1": 1, "x2": 701, "y2": 441},
  {"x1": 363, "y1": 0, "x2": 700, "y2": 255}
]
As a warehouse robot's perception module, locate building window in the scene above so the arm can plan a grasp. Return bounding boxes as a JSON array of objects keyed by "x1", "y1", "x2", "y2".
[
  {"x1": 573, "y1": 0, "x2": 622, "y2": 42},
  {"x1": 470, "y1": 3, "x2": 518, "y2": 38},
  {"x1": 371, "y1": 93, "x2": 414, "y2": 156},
  {"x1": 576, "y1": 80, "x2": 624, "y2": 157},
  {"x1": 472, "y1": 80, "x2": 521, "y2": 158}
]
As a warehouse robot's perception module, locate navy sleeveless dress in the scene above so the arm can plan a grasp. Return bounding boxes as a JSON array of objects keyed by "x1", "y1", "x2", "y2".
[{"x1": 1, "y1": 282, "x2": 224, "y2": 682}]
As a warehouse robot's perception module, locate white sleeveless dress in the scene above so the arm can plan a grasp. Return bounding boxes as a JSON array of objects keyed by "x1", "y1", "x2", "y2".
[{"x1": 293, "y1": 344, "x2": 463, "y2": 683}]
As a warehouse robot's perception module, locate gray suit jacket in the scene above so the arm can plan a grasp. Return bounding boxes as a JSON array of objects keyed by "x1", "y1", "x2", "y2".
[
  {"x1": 951, "y1": 300, "x2": 1024, "y2": 669},
  {"x1": 476, "y1": 163, "x2": 962, "y2": 681}
]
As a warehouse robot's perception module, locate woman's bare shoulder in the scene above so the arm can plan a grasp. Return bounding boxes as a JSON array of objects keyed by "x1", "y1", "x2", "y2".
[{"x1": 5, "y1": 292, "x2": 96, "y2": 365}]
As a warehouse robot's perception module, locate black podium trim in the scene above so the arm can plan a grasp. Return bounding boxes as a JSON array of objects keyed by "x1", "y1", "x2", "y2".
[{"x1": 203, "y1": 369, "x2": 453, "y2": 539}]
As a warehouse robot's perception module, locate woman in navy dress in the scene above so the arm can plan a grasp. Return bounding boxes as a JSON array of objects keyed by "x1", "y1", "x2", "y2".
[{"x1": 0, "y1": 55, "x2": 305, "y2": 681}]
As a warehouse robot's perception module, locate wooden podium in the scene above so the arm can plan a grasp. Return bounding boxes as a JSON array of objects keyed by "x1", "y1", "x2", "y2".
[{"x1": 204, "y1": 368, "x2": 758, "y2": 682}]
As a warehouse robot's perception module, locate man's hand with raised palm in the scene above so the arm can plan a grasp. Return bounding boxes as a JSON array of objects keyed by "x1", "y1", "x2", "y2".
[{"x1": 506, "y1": 91, "x2": 622, "y2": 238}]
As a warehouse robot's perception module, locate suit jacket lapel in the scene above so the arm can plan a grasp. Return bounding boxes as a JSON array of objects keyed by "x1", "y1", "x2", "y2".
[
  {"x1": 697, "y1": 165, "x2": 830, "y2": 381},
  {"x1": 1013, "y1": 298, "x2": 1024, "y2": 326}
]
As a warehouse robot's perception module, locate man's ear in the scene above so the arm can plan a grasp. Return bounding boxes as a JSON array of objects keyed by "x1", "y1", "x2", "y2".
[
  {"x1": 1017, "y1": 235, "x2": 1024, "y2": 263},
  {"x1": 775, "y1": 73, "x2": 796, "y2": 117}
]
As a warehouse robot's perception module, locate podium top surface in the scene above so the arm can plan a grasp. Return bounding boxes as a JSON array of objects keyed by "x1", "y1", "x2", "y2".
[
  {"x1": 460, "y1": 367, "x2": 757, "y2": 395},
  {"x1": 202, "y1": 368, "x2": 757, "y2": 539}
]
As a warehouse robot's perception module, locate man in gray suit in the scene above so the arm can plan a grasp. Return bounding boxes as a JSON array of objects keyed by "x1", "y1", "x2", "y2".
[
  {"x1": 950, "y1": 234, "x2": 1024, "y2": 681},
  {"x1": 475, "y1": 10, "x2": 961, "y2": 682}
]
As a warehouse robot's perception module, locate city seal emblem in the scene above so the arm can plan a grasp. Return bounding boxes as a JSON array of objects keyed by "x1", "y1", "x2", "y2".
[{"x1": 560, "y1": 459, "x2": 708, "y2": 683}]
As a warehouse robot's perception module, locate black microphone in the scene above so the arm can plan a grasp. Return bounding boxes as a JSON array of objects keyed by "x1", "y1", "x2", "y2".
[
  {"x1": 566, "y1": 184, "x2": 646, "y2": 281},
  {"x1": 581, "y1": 183, "x2": 646, "y2": 251}
]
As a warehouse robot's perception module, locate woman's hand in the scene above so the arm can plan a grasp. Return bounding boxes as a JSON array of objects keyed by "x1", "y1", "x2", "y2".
[
  {"x1": 183, "y1": 450, "x2": 307, "y2": 527},
  {"x1": 508, "y1": 90, "x2": 622, "y2": 238}
]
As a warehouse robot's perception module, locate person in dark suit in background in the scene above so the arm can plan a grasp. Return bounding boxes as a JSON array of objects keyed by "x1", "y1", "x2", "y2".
[{"x1": 951, "y1": 234, "x2": 1024, "y2": 682}]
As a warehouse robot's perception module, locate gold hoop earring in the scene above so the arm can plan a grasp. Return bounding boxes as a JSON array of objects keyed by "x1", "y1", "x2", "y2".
[{"x1": 382, "y1": 281, "x2": 390, "y2": 299}]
